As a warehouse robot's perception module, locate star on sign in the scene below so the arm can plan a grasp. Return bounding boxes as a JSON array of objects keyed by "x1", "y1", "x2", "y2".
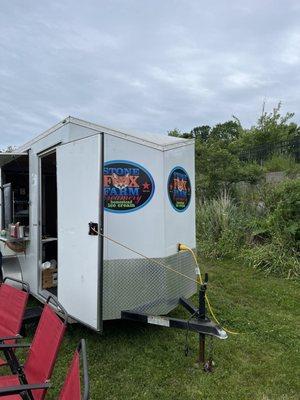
[{"x1": 142, "y1": 182, "x2": 151, "y2": 190}]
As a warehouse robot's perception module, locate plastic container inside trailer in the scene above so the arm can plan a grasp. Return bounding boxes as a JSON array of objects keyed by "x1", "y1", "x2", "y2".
[{"x1": 0, "y1": 117, "x2": 196, "y2": 331}]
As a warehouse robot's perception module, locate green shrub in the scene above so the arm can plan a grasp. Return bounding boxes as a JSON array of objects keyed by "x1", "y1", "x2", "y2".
[
  {"x1": 241, "y1": 180, "x2": 300, "y2": 278},
  {"x1": 264, "y1": 154, "x2": 300, "y2": 174},
  {"x1": 263, "y1": 179, "x2": 300, "y2": 245},
  {"x1": 239, "y1": 162, "x2": 264, "y2": 184},
  {"x1": 196, "y1": 180, "x2": 300, "y2": 278},
  {"x1": 195, "y1": 143, "x2": 242, "y2": 199}
]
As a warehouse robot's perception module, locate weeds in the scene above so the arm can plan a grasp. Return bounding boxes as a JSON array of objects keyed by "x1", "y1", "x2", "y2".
[
  {"x1": 241, "y1": 243, "x2": 299, "y2": 278},
  {"x1": 197, "y1": 190, "x2": 251, "y2": 259},
  {"x1": 264, "y1": 154, "x2": 300, "y2": 175},
  {"x1": 197, "y1": 180, "x2": 300, "y2": 278}
]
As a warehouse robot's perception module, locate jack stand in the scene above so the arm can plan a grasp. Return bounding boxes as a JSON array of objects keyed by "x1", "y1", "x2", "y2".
[{"x1": 196, "y1": 273, "x2": 213, "y2": 372}]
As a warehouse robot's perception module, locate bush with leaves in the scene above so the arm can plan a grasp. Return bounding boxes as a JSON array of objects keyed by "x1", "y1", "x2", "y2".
[
  {"x1": 197, "y1": 180, "x2": 300, "y2": 278},
  {"x1": 264, "y1": 179, "x2": 300, "y2": 247},
  {"x1": 239, "y1": 162, "x2": 264, "y2": 184},
  {"x1": 240, "y1": 180, "x2": 299, "y2": 278},
  {"x1": 263, "y1": 154, "x2": 300, "y2": 175}
]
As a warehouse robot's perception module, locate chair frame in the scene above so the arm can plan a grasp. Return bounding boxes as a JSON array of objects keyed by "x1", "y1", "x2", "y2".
[
  {"x1": 0, "y1": 295, "x2": 68, "y2": 400},
  {"x1": 1, "y1": 277, "x2": 30, "y2": 293},
  {"x1": 0, "y1": 339, "x2": 89, "y2": 400},
  {"x1": 78, "y1": 339, "x2": 89, "y2": 400}
]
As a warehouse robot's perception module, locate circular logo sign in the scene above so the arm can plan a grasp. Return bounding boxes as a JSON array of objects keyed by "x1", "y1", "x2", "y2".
[
  {"x1": 104, "y1": 160, "x2": 155, "y2": 213},
  {"x1": 168, "y1": 167, "x2": 191, "y2": 212}
]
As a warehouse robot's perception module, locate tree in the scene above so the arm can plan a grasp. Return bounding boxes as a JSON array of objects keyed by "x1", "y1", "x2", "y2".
[
  {"x1": 167, "y1": 102, "x2": 299, "y2": 199},
  {"x1": 167, "y1": 128, "x2": 182, "y2": 137},
  {"x1": 0, "y1": 145, "x2": 16, "y2": 153},
  {"x1": 209, "y1": 120, "x2": 242, "y2": 143},
  {"x1": 190, "y1": 125, "x2": 211, "y2": 142},
  {"x1": 236, "y1": 102, "x2": 300, "y2": 149}
]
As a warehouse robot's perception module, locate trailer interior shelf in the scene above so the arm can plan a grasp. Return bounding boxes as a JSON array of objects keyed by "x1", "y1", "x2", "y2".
[{"x1": 41, "y1": 237, "x2": 57, "y2": 244}]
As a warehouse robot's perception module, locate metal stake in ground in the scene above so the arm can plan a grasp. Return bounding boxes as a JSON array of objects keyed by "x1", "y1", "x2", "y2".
[{"x1": 197, "y1": 273, "x2": 209, "y2": 369}]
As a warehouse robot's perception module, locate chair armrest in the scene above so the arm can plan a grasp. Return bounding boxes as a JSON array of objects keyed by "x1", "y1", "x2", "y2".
[
  {"x1": 0, "y1": 382, "x2": 51, "y2": 396},
  {"x1": 0, "y1": 335, "x2": 22, "y2": 342},
  {"x1": 0, "y1": 343, "x2": 30, "y2": 349}
]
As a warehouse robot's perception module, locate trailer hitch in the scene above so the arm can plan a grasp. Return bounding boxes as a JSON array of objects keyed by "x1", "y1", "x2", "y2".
[{"x1": 121, "y1": 273, "x2": 227, "y2": 370}]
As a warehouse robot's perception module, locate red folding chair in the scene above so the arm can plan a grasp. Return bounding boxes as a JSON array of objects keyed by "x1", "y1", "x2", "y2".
[
  {"x1": 0, "y1": 339, "x2": 89, "y2": 400},
  {"x1": 59, "y1": 339, "x2": 89, "y2": 400},
  {"x1": 0, "y1": 278, "x2": 30, "y2": 367},
  {"x1": 0, "y1": 296, "x2": 68, "y2": 400}
]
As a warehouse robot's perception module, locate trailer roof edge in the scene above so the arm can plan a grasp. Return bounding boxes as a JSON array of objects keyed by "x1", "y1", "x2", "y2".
[
  {"x1": 16, "y1": 118, "x2": 70, "y2": 153},
  {"x1": 15, "y1": 116, "x2": 194, "y2": 152},
  {"x1": 68, "y1": 117, "x2": 195, "y2": 151}
]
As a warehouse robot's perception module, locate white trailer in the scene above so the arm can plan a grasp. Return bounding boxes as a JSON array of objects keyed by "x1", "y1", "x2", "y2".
[{"x1": 0, "y1": 117, "x2": 197, "y2": 332}]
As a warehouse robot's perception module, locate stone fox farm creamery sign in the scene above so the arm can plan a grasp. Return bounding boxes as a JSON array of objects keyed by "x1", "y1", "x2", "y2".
[
  {"x1": 104, "y1": 161, "x2": 155, "y2": 213},
  {"x1": 168, "y1": 166, "x2": 191, "y2": 212}
]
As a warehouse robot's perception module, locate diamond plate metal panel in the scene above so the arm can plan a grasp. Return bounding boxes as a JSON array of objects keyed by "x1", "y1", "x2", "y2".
[{"x1": 102, "y1": 250, "x2": 196, "y2": 320}]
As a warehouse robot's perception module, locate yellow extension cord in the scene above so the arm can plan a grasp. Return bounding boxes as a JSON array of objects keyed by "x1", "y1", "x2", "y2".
[
  {"x1": 91, "y1": 228, "x2": 240, "y2": 336},
  {"x1": 178, "y1": 244, "x2": 240, "y2": 335}
]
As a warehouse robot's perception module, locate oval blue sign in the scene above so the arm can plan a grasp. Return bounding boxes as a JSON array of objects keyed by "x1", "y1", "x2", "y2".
[
  {"x1": 104, "y1": 160, "x2": 155, "y2": 213},
  {"x1": 168, "y1": 166, "x2": 192, "y2": 212}
]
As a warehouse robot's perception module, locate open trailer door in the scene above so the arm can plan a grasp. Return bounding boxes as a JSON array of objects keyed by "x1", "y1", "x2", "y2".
[{"x1": 56, "y1": 134, "x2": 103, "y2": 330}]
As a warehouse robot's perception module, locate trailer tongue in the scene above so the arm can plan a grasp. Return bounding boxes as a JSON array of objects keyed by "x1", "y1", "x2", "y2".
[{"x1": 121, "y1": 273, "x2": 227, "y2": 371}]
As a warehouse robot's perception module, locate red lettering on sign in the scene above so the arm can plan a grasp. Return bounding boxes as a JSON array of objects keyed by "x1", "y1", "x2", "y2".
[{"x1": 129, "y1": 175, "x2": 139, "y2": 187}]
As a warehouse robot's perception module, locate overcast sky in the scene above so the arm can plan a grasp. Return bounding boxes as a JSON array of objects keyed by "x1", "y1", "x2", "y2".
[{"x1": 1, "y1": 0, "x2": 300, "y2": 147}]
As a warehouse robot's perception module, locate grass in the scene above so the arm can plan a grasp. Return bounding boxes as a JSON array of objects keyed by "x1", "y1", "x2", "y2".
[
  {"x1": 21, "y1": 260, "x2": 300, "y2": 399},
  {"x1": 263, "y1": 154, "x2": 300, "y2": 175}
]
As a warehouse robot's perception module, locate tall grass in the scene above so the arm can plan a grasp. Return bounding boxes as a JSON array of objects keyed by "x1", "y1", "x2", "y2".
[
  {"x1": 241, "y1": 243, "x2": 299, "y2": 278},
  {"x1": 197, "y1": 190, "x2": 249, "y2": 259},
  {"x1": 264, "y1": 154, "x2": 300, "y2": 174},
  {"x1": 197, "y1": 181, "x2": 300, "y2": 278}
]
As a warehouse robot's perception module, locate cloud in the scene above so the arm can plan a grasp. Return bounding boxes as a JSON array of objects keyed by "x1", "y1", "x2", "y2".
[
  {"x1": 224, "y1": 72, "x2": 265, "y2": 89},
  {"x1": 280, "y1": 29, "x2": 300, "y2": 65},
  {"x1": 0, "y1": 0, "x2": 299, "y2": 147}
]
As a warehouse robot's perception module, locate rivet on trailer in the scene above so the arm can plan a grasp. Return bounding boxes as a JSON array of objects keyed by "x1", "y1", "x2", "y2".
[{"x1": 0, "y1": 116, "x2": 227, "y2": 369}]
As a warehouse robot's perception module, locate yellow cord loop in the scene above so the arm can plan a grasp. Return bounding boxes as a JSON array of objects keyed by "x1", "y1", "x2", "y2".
[{"x1": 178, "y1": 244, "x2": 240, "y2": 335}]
